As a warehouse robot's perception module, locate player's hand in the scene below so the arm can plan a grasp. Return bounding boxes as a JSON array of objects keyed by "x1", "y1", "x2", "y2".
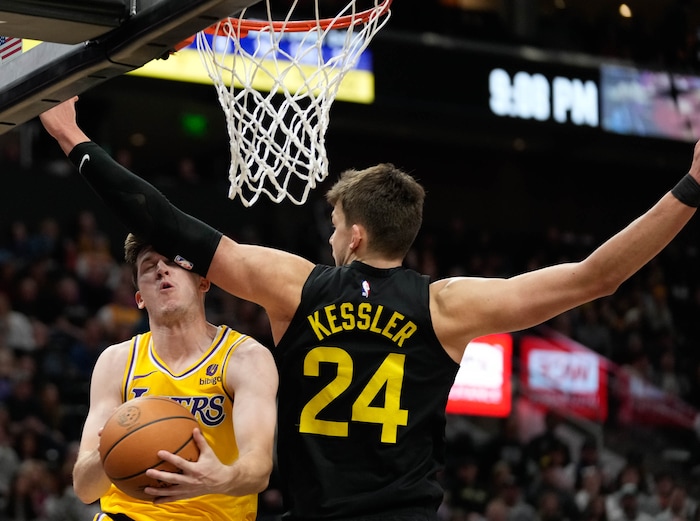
[
  {"x1": 690, "y1": 139, "x2": 700, "y2": 183},
  {"x1": 144, "y1": 428, "x2": 230, "y2": 502},
  {"x1": 39, "y1": 96, "x2": 79, "y2": 137},
  {"x1": 39, "y1": 96, "x2": 90, "y2": 155}
]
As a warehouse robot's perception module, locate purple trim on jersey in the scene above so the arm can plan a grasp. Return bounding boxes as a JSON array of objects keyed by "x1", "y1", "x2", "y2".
[
  {"x1": 147, "y1": 326, "x2": 229, "y2": 378},
  {"x1": 220, "y1": 331, "x2": 249, "y2": 403},
  {"x1": 122, "y1": 336, "x2": 139, "y2": 403}
]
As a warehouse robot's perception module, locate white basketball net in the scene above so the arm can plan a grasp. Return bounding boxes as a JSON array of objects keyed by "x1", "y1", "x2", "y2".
[{"x1": 196, "y1": 0, "x2": 392, "y2": 206}]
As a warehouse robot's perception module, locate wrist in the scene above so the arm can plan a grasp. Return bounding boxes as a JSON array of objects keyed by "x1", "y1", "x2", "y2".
[{"x1": 671, "y1": 174, "x2": 700, "y2": 207}]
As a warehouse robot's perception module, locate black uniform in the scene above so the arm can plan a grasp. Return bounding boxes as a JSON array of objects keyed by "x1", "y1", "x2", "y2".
[{"x1": 275, "y1": 261, "x2": 461, "y2": 521}]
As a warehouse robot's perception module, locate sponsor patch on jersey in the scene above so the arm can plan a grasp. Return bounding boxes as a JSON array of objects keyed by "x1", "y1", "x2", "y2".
[{"x1": 174, "y1": 255, "x2": 194, "y2": 270}]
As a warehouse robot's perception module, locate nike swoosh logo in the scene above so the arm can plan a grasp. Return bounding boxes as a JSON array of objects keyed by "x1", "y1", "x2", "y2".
[{"x1": 79, "y1": 154, "x2": 90, "y2": 173}]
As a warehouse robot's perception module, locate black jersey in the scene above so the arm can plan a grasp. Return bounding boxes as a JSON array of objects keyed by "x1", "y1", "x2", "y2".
[{"x1": 275, "y1": 261, "x2": 461, "y2": 520}]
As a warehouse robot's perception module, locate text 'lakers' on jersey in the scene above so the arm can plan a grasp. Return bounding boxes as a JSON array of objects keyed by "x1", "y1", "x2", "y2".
[
  {"x1": 98, "y1": 326, "x2": 257, "y2": 521},
  {"x1": 275, "y1": 261, "x2": 461, "y2": 520}
]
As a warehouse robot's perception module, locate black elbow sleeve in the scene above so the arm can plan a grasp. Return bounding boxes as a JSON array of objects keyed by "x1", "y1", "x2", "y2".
[{"x1": 68, "y1": 142, "x2": 222, "y2": 276}]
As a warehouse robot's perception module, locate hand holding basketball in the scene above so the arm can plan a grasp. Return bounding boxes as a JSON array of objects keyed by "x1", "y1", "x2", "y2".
[{"x1": 99, "y1": 396, "x2": 200, "y2": 501}]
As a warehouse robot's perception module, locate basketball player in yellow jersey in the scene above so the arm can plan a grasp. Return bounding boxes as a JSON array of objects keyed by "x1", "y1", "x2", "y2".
[{"x1": 72, "y1": 233, "x2": 279, "y2": 521}]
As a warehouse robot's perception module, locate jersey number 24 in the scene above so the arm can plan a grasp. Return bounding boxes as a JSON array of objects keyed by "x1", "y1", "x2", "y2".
[{"x1": 299, "y1": 346, "x2": 409, "y2": 443}]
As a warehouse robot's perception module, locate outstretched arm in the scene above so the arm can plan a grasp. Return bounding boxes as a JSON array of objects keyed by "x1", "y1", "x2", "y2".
[
  {"x1": 431, "y1": 143, "x2": 700, "y2": 362},
  {"x1": 40, "y1": 97, "x2": 222, "y2": 277},
  {"x1": 40, "y1": 98, "x2": 314, "y2": 340}
]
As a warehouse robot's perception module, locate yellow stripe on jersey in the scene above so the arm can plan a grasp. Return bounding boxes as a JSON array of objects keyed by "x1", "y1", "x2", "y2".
[{"x1": 99, "y1": 326, "x2": 256, "y2": 521}]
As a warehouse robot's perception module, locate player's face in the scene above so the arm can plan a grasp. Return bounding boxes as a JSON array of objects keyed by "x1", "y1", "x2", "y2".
[
  {"x1": 329, "y1": 204, "x2": 352, "y2": 266},
  {"x1": 134, "y1": 248, "x2": 207, "y2": 315}
]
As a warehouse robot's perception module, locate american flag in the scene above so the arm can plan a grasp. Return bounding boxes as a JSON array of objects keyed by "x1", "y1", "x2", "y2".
[{"x1": 0, "y1": 36, "x2": 22, "y2": 62}]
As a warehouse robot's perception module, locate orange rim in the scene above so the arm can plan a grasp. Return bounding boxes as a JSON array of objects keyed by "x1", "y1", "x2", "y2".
[
  {"x1": 206, "y1": 0, "x2": 392, "y2": 36},
  {"x1": 174, "y1": 0, "x2": 392, "y2": 51}
]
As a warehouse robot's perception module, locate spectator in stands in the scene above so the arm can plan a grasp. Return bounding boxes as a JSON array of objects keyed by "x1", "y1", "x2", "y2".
[
  {"x1": 534, "y1": 489, "x2": 571, "y2": 521},
  {"x1": 0, "y1": 420, "x2": 20, "y2": 513},
  {"x1": 2, "y1": 459, "x2": 54, "y2": 521},
  {"x1": 525, "y1": 412, "x2": 572, "y2": 481},
  {"x1": 652, "y1": 349, "x2": 690, "y2": 397},
  {"x1": 484, "y1": 498, "x2": 511, "y2": 521},
  {"x1": 573, "y1": 438, "x2": 608, "y2": 491},
  {"x1": 654, "y1": 483, "x2": 697, "y2": 521},
  {"x1": 575, "y1": 466, "x2": 606, "y2": 515},
  {"x1": 444, "y1": 455, "x2": 490, "y2": 518},
  {"x1": 607, "y1": 464, "x2": 655, "y2": 520},
  {"x1": 481, "y1": 415, "x2": 529, "y2": 484},
  {"x1": 0, "y1": 347, "x2": 14, "y2": 402},
  {"x1": 0, "y1": 291, "x2": 37, "y2": 352},
  {"x1": 4, "y1": 373, "x2": 42, "y2": 433},
  {"x1": 95, "y1": 275, "x2": 143, "y2": 343},
  {"x1": 574, "y1": 303, "x2": 614, "y2": 358},
  {"x1": 495, "y1": 475, "x2": 537, "y2": 521},
  {"x1": 526, "y1": 456, "x2": 579, "y2": 521},
  {"x1": 609, "y1": 485, "x2": 655, "y2": 521},
  {"x1": 42, "y1": 441, "x2": 101, "y2": 521},
  {"x1": 646, "y1": 471, "x2": 676, "y2": 517},
  {"x1": 581, "y1": 495, "x2": 609, "y2": 521},
  {"x1": 72, "y1": 210, "x2": 110, "y2": 260},
  {"x1": 642, "y1": 283, "x2": 674, "y2": 338}
]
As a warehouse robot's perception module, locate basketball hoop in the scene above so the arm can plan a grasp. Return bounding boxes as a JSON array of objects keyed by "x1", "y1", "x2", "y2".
[{"x1": 195, "y1": 0, "x2": 393, "y2": 206}]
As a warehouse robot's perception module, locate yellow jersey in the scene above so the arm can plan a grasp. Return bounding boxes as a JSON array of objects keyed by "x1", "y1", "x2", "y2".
[{"x1": 96, "y1": 325, "x2": 257, "y2": 521}]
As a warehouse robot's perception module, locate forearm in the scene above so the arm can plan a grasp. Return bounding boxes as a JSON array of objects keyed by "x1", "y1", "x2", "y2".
[
  {"x1": 66, "y1": 142, "x2": 222, "y2": 277},
  {"x1": 73, "y1": 448, "x2": 112, "y2": 504},
  {"x1": 223, "y1": 450, "x2": 273, "y2": 496},
  {"x1": 586, "y1": 191, "x2": 695, "y2": 293}
]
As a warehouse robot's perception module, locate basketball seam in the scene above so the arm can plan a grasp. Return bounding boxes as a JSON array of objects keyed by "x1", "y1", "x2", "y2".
[
  {"x1": 103, "y1": 417, "x2": 198, "y2": 478},
  {"x1": 109, "y1": 433, "x2": 196, "y2": 481}
]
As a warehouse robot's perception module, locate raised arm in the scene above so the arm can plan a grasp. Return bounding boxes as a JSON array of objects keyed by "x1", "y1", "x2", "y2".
[
  {"x1": 431, "y1": 144, "x2": 700, "y2": 362},
  {"x1": 40, "y1": 98, "x2": 314, "y2": 340}
]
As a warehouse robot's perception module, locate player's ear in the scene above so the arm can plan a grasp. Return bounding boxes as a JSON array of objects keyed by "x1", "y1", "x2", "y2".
[
  {"x1": 135, "y1": 291, "x2": 146, "y2": 310},
  {"x1": 350, "y1": 223, "x2": 364, "y2": 251},
  {"x1": 200, "y1": 278, "x2": 211, "y2": 293}
]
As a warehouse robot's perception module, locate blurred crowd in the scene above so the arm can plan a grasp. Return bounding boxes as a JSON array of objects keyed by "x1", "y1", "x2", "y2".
[
  {"x1": 392, "y1": 0, "x2": 700, "y2": 73},
  {"x1": 1, "y1": 150, "x2": 700, "y2": 521},
  {"x1": 2, "y1": 1, "x2": 700, "y2": 520}
]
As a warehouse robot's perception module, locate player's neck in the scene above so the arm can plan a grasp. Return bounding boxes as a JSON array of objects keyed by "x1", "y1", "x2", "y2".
[
  {"x1": 149, "y1": 320, "x2": 218, "y2": 366},
  {"x1": 352, "y1": 252, "x2": 403, "y2": 269}
]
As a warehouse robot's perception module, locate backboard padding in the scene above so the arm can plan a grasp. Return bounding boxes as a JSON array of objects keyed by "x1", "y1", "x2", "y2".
[{"x1": 0, "y1": 1, "x2": 128, "y2": 44}]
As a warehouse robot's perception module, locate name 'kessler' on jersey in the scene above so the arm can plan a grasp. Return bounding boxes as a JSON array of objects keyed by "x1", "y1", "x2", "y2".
[{"x1": 275, "y1": 261, "x2": 460, "y2": 520}]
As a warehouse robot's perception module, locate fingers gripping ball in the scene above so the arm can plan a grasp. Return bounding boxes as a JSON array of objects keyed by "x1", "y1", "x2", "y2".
[{"x1": 99, "y1": 396, "x2": 200, "y2": 500}]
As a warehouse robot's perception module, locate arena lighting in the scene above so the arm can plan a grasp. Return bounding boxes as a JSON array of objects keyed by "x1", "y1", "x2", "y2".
[{"x1": 0, "y1": 1, "x2": 128, "y2": 44}]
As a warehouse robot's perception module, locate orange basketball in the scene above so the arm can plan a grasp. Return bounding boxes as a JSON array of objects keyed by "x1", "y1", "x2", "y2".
[{"x1": 99, "y1": 395, "x2": 200, "y2": 501}]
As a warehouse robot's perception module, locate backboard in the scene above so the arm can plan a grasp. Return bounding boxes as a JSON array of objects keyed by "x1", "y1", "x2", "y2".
[{"x1": 0, "y1": 0, "x2": 260, "y2": 134}]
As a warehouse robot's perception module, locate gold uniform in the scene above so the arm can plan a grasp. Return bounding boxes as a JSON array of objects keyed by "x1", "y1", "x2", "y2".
[{"x1": 95, "y1": 326, "x2": 257, "y2": 521}]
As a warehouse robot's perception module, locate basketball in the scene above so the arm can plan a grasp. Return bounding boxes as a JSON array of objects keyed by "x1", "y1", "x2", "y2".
[{"x1": 99, "y1": 395, "x2": 200, "y2": 501}]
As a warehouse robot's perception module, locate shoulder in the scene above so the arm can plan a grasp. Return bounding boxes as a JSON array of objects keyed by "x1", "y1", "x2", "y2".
[
  {"x1": 224, "y1": 337, "x2": 279, "y2": 396},
  {"x1": 94, "y1": 338, "x2": 133, "y2": 370},
  {"x1": 225, "y1": 336, "x2": 277, "y2": 385},
  {"x1": 231, "y1": 335, "x2": 272, "y2": 358}
]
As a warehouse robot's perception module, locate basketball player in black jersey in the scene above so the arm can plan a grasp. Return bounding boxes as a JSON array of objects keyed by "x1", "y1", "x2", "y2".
[{"x1": 40, "y1": 97, "x2": 700, "y2": 521}]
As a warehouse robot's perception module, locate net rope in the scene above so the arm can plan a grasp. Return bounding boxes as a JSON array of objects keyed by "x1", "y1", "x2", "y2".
[{"x1": 196, "y1": 0, "x2": 392, "y2": 206}]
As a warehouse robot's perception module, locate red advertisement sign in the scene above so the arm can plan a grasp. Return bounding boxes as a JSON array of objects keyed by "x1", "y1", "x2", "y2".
[
  {"x1": 446, "y1": 333, "x2": 513, "y2": 417},
  {"x1": 616, "y1": 368, "x2": 698, "y2": 429},
  {"x1": 520, "y1": 335, "x2": 608, "y2": 421}
]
